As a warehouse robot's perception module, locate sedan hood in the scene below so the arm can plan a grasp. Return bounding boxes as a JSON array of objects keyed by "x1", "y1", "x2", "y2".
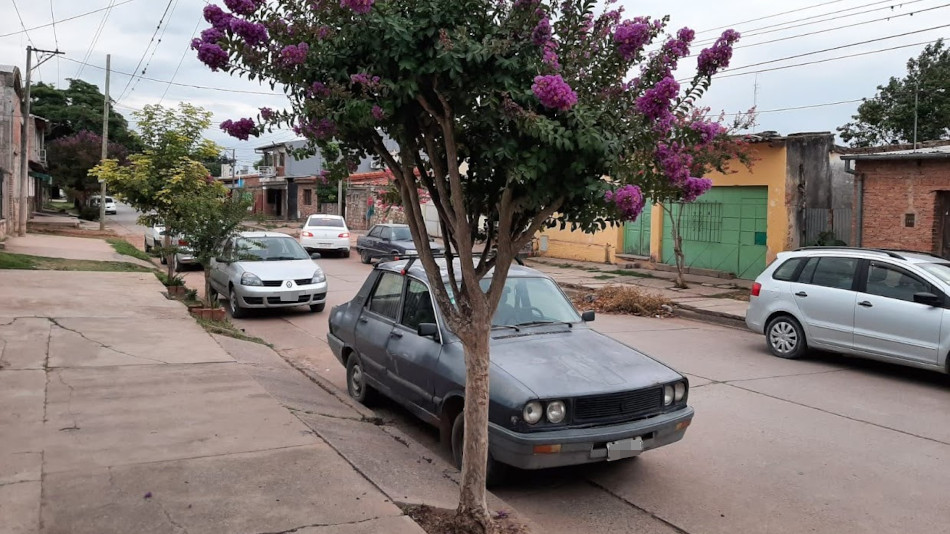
[
  {"x1": 489, "y1": 328, "x2": 682, "y2": 398},
  {"x1": 237, "y1": 259, "x2": 318, "y2": 281},
  {"x1": 392, "y1": 240, "x2": 444, "y2": 252}
]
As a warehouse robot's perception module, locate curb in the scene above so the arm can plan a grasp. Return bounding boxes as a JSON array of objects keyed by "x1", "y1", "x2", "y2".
[{"x1": 675, "y1": 305, "x2": 748, "y2": 330}]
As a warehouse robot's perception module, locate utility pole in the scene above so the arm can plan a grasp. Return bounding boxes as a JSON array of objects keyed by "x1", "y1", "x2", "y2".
[
  {"x1": 99, "y1": 54, "x2": 110, "y2": 230},
  {"x1": 18, "y1": 46, "x2": 63, "y2": 236}
]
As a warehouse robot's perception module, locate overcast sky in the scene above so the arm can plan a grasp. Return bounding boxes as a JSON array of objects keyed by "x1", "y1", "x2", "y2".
[{"x1": 1, "y1": 0, "x2": 945, "y2": 169}]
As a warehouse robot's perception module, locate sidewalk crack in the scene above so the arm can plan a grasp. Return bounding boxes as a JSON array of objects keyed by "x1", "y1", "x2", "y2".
[
  {"x1": 48, "y1": 318, "x2": 168, "y2": 365},
  {"x1": 155, "y1": 498, "x2": 189, "y2": 534},
  {"x1": 256, "y1": 516, "x2": 384, "y2": 534}
]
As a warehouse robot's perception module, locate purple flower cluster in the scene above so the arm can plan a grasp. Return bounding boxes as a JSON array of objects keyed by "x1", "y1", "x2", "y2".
[
  {"x1": 223, "y1": 0, "x2": 260, "y2": 16},
  {"x1": 613, "y1": 20, "x2": 651, "y2": 61},
  {"x1": 531, "y1": 16, "x2": 551, "y2": 46},
  {"x1": 340, "y1": 0, "x2": 374, "y2": 14},
  {"x1": 350, "y1": 73, "x2": 381, "y2": 88},
  {"x1": 542, "y1": 41, "x2": 559, "y2": 69},
  {"x1": 513, "y1": 0, "x2": 540, "y2": 9},
  {"x1": 295, "y1": 118, "x2": 337, "y2": 139},
  {"x1": 605, "y1": 185, "x2": 646, "y2": 221},
  {"x1": 259, "y1": 107, "x2": 274, "y2": 121},
  {"x1": 656, "y1": 142, "x2": 693, "y2": 185},
  {"x1": 279, "y1": 43, "x2": 309, "y2": 66},
  {"x1": 203, "y1": 5, "x2": 233, "y2": 31},
  {"x1": 635, "y1": 76, "x2": 679, "y2": 123},
  {"x1": 200, "y1": 27, "x2": 225, "y2": 44},
  {"x1": 663, "y1": 27, "x2": 693, "y2": 59},
  {"x1": 690, "y1": 120, "x2": 725, "y2": 143},
  {"x1": 192, "y1": 41, "x2": 229, "y2": 71},
  {"x1": 310, "y1": 81, "x2": 331, "y2": 98},
  {"x1": 220, "y1": 118, "x2": 255, "y2": 140},
  {"x1": 229, "y1": 18, "x2": 268, "y2": 46},
  {"x1": 318, "y1": 169, "x2": 330, "y2": 184},
  {"x1": 680, "y1": 176, "x2": 713, "y2": 202},
  {"x1": 531, "y1": 75, "x2": 577, "y2": 111},
  {"x1": 697, "y1": 29, "x2": 740, "y2": 77},
  {"x1": 371, "y1": 105, "x2": 385, "y2": 121}
]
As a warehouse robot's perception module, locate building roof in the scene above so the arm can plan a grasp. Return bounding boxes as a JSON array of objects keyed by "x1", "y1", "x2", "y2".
[{"x1": 840, "y1": 145, "x2": 950, "y2": 161}]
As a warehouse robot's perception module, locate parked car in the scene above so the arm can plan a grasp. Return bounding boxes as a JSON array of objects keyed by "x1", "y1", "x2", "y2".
[
  {"x1": 144, "y1": 224, "x2": 166, "y2": 253},
  {"x1": 146, "y1": 225, "x2": 197, "y2": 271},
  {"x1": 327, "y1": 259, "x2": 693, "y2": 483},
  {"x1": 90, "y1": 195, "x2": 117, "y2": 215},
  {"x1": 299, "y1": 214, "x2": 351, "y2": 258},
  {"x1": 747, "y1": 247, "x2": 950, "y2": 374},
  {"x1": 356, "y1": 223, "x2": 444, "y2": 264},
  {"x1": 209, "y1": 231, "x2": 327, "y2": 318}
]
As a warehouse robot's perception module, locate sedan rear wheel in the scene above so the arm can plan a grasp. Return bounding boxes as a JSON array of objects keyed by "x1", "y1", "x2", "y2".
[
  {"x1": 359, "y1": 249, "x2": 371, "y2": 264},
  {"x1": 766, "y1": 315, "x2": 806, "y2": 359},
  {"x1": 228, "y1": 287, "x2": 248, "y2": 319},
  {"x1": 450, "y1": 411, "x2": 506, "y2": 487},
  {"x1": 346, "y1": 354, "x2": 376, "y2": 405}
]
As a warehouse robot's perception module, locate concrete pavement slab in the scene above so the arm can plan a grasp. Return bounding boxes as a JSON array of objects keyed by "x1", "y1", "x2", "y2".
[
  {"x1": 41, "y1": 445, "x2": 406, "y2": 534},
  {"x1": 48, "y1": 317, "x2": 233, "y2": 368},
  {"x1": 0, "y1": 370, "x2": 45, "y2": 427},
  {"x1": 296, "y1": 516, "x2": 425, "y2": 534},
  {"x1": 42, "y1": 363, "x2": 316, "y2": 473},
  {"x1": 590, "y1": 383, "x2": 950, "y2": 534},
  {"x1": 0, "y1": 480, "x2": 40, "y2": 534},
  {"x1": 0, "y1": 318, "x2": 50, "y2": 370}
]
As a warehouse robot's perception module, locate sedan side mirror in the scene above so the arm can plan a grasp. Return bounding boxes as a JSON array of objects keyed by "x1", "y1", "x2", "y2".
[
  {"x1": 913, "y1": 292, "x2": 941, "y2": 307},
  {"x1": 581, "y1": 310, "x2": 596, "y2": 322},
  {"x1": 215, "y1": 256, "x2": 229, "y2": 264},
  {"x1": 310, "y1": 252, "x2": 321, "y2": 259},
  {"x1": 417, "y1": 322, "x2": 439, "y2": 340}
]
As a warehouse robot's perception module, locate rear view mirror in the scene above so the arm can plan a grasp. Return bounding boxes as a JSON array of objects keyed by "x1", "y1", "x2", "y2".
[
  {"x1": 581, "y1": 310, "x2": 596, "y2": 322},
  {"x1": 310, "y1": 252, "x2": 321, "y2": 259},
  {"x1": 913, "y1": 292, "x2": 941, "y2": 307},
  {"x1": 417, "y1": 323, "x2": 439, "y2": 339}
]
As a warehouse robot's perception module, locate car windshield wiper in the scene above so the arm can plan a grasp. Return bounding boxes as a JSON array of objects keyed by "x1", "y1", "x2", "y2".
[
  {"x1": 265, "y1": 256, "x2": 302, "y2": 261},
  {"x1": 491, "y1": 324, "x2": 521, "y2": 332},
  {"x1": 514, "y1": 320, "x2": 573, "y2": 329}
]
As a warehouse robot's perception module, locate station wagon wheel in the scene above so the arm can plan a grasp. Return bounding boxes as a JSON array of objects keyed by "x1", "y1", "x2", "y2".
[
  {"x1": 346, "y1": 354, "x2": 376, "y2": 404},
  {"x1": 359, "y1": 249, "x2": 371, "y2": 264},
  {"x1": 451, "y1": 412, "x2": 507, "y2": 487},
  {"x1": 766, "y1": 315, "x2": 807, "y2": 359},
  {"x1": 228, "y1": 287, "x2": 248, "y2": 319}
]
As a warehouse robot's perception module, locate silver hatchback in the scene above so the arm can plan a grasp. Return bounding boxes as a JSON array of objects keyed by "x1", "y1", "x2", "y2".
[{"x1": 746, "y1": 248, "x2": 950, "y2": 374}]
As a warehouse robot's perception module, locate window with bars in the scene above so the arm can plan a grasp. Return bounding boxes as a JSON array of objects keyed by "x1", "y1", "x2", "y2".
[{"x1": 678, "y1": 202, "x2": 722, "y2": 242}]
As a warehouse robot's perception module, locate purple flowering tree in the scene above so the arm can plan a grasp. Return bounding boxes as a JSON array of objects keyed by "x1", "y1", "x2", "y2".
[{"x1": 195, "y1": 0, "x2": 740, "y2": 530}]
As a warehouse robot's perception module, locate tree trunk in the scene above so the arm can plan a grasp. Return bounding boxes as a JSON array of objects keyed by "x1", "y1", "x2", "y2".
[
  {"x1": 203, "y1": 267, "x2": 213, "y2": 308},
  {"x1": 164, "y1": 234, "x2": 175, "y2": 281},
  {"x1": 454, "y1": 318, "x2": 494, "y2": 534},
  {"x1": 665, "y1": 202, "x2": 689, "y2": 289}
]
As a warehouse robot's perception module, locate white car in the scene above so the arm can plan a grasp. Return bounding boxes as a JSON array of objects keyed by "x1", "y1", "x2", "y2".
[
  {"x1": 90, "y1": 195, "x2": 117, "y2": 215},
  {"x1": 144, "y1": 224, "x2": 166, "y2": 253},
  {"x1": 209, "y1": 231, "x2": 328, "y2": 318},
  {"x1": 299, "y1": 214, "x2": 351, "y2": 258}
]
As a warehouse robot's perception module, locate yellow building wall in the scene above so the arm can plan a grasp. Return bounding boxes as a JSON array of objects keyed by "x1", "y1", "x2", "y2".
[{"x1": 538, "y1": 224, "x2": 624, "y2": 264}]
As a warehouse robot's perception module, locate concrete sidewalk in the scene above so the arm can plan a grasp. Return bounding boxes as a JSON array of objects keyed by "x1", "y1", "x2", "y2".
[
  {"x1": 2, "y1": 233, "x2": 154, "y2": 269},
  {"x1": 0, "y1": 269, "x2": 424, "y2": 532}
]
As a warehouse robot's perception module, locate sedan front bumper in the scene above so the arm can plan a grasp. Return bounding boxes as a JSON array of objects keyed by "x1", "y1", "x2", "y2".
[
  {"x1": 232, "y1": 281, "x2": 328, "y2": 309},
  {"x1": 488, "y1": 406, "x2": 694, "y2": 470}
]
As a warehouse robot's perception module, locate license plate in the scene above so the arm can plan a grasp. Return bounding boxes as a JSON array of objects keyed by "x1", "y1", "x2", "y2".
[
  {"x1": 279, "y1": 292, "x2": 299, "y2": 302},
  {"x1": 318, "y1": 242, "x2": 332, "y2": 247},
  {"x1": 606, "y1": 437, "x2": 643, "y2": 461}
]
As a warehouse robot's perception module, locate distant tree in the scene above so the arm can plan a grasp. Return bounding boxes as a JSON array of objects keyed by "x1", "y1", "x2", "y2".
[
  {"x1": 47, "y1": 130, "x2": 129, "y2": 207},
  {"x1": 839, "y1": 39, "x2": 950, "y2": 147},
  {"x1": 30, "y1": 79, "x2": 142, "y2": 150}
]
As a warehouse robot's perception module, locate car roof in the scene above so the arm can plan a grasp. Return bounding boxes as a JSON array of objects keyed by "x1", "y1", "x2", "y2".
[
  {"x1": 308, "y1": 214, "x2": 343, "y2": 219},
  {"x1": 236, "y1": 231, "x2": 295, "y2": 239},
  {"x1": 373, "y1": 223, "x2": 408, "y2": 228},
  {"x1": 782, "y1": 247, "x2": 948, "y2": 265},
  {"x1": 377, "y1": 258, "x2": 546, "y2": 280}
]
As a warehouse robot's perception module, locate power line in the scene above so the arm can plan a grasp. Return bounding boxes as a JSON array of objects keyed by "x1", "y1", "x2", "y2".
[
  {"x1": 50, "y1": 0, "x2": 60, "y2": 85},
  {"x1": 0, "y1": 0, "x2": 137, "y2": 39},
  {"x1": 116, "y1": 0, "x2": 174, "y2": 103},
  {"x1": 696, "y1": 0, "x2": 850, "y2": 35},
  {"x1": 125, "y1": 0, "x2": 180, "y2": 101},
  {"x1": 159, "y1": 15, "x2": 203, "y2": 104},
  {"x1": 76, "y1": 0, "x2": 116, "y2": 78},
  {"x1": 11, "y1": 0, "x2": 35, "y2": 47}
]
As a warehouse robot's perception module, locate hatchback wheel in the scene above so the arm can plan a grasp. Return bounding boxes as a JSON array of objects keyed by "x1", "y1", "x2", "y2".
[
  {"x1": 228, "y1": 287, "x2": 248, "y2": 319},
  {"x1": 346, "y1": 354, "x2": 376, "y2": 404},
  {"x1": 766, "y1": 315, "x2": 807, "y2": 359},
  {"x1": 309, "y1": 302, "x2": 325, "y2": 313},
  {"x1": 451, "y1": 412, "x2": 507, "y2": 487}
]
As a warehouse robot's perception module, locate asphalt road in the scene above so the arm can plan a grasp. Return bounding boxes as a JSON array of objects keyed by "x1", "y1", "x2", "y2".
[{"x1": 114, "y1": 214, "x2": 950, "y2": 534}]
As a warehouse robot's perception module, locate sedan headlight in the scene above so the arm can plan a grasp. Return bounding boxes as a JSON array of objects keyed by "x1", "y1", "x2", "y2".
[
  {"x1": 545, "y1": 400, "x2": 566, "y2": 424},
  {"x1": 523, "y1": 401, "x2": 543, "y2": 424},
  {"x1": 241, "y1": 272, "x2": 263, "y2": 286},
  {"x1": 405, "y1": 249, "x2": 417, "y2": 255},
  {"x1": 663, "y1": 385, "x2": 674, "y2": 406},
  {"x1": 311, "y1": 269, "x2": 326, "y2": 284},
  {"x1": 674, "y1": 381, "x2": 686, "y2": 402}
]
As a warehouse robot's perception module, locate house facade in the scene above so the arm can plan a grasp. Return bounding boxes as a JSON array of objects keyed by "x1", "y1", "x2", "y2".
[
  {"x1": 536, "y1": 132, "x2": 849, "y2": 279},
  {"x1": 842, "y1": 144, "x2": 950, "y2": 257},
  {"x1": 0, "y1": 65, "x2": 47, "y2": 239}
]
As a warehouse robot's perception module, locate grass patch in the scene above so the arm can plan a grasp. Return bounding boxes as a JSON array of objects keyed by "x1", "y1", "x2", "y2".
[
  {"x1": 602, "y1": 269, "x2": 654, "y2": 278},
  {"x1": 0, "y1": 251, "x2": 152, "y2": 272},
  {"x1": 571, "y1": 285, "x2": 673, "y2": 317},
  {"x1": 195, "y1": 317, "x2": 272, "y2": 347},
  {"x1": 592, "y1": 274, "x2": 616, "y2": 280},
  {"x1": 107, "y1": 238, "x2": 152, "y2": 262}
]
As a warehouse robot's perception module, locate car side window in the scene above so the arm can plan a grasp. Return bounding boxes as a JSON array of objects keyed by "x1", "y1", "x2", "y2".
[
  {"x1": 400, "y1": 279, "x2": 437, "y2": 331},
  {"x1": 806, "y1": 257, "x2": 858, "y2": 290},
  {"x1": 367, "y1": 272, "x2": 403, "y2": 320},
  {"x1": 772, "y1": 258, "x2": 806, "y2": 281},
  {"x1": 221, "y1": 239, "x2": 233, "y2": 260},
  {"x1": 381, "y1": 227, "x2": 392, "y2": 241},
  {"x1": 368, "y1": 226, "x2": 381, "y2": 238},
  {"x1": 865, "y1": 262, "x2": 931, "y2": 303}
]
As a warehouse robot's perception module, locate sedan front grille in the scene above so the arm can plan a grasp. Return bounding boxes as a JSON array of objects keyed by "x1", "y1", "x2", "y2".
[
  {"x1": 573, "y1": 387, "x2": 664, "y2": 424},
  {"x1": 262, "y1": 278, "x2": 314, "y2": 287}
]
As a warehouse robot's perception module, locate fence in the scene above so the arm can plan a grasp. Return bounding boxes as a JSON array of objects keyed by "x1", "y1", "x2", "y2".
[{"x1": 803, "y1": 208, "x2": 852, "y2": 245}]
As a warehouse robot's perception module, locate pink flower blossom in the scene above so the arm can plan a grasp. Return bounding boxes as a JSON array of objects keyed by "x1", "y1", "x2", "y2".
[
  {"x1": 350, "y1": 73, "x2": 381, "y2": 88},
  {"x1": 279, "y1": 43, "x2": 309, "y2": 66},
  {"x1": 220, "y1": 118, "x2": 256, "y2": 140},
  {"x1": 680, "y1": 176, "x2": 712, "y2": 202},
  {"x1": 223, "y1": 0, "x2": 260, "y2": 16},
  {"x1": 310, "y1": 81, "x2": 330, "y2": 98},
  {"x1": 613, "y1": 19, "x2": 651, "y2": 61},
  {"x1": 531, "y1": 16, "x2": 551, "y2": 46},
  {"x1": 697, "y1": 29, "x2": 740, "y2": 77},
  {"x1": 605, "y1": 185, "x2": 646, "y2": 221},
  {"x1": 690, "y1": 120, "x2": 725, "y2": 144},
  {"x1": 636, "y1": 76, "x2": 679, "y2": 122},
  {"x1": 229, "y1": 18, "x2": 268, "y2": 46},
  {"x1": 531, "y1": 74, "x2": 577, "y2": 111},
  {"x1": 371, "y1": 105, "x2": 385, "y2": 120},
  {"x1": 542, "y1": 42, "x2": 559, "y2": 69},
  {"x1": 203, "y1": 5, "x2": 233, "y2": 31},
  {"x1": 259, "y1": 107, "x2": 274, "y2": 120},
  {"x1": 193, "y1": 42, "x2": 229, "y2": 71},
  {"x1": 340, "y1": 0, "x2": 374, "y2": 14}
]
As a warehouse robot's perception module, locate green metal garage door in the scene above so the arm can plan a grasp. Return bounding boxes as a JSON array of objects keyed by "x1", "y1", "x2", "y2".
[
  {"x1": 660, "y1": 186, "x2": 768, "y2": 279},
  {"x1": 622, "y1": 203, "x2": 652, "y2": 256}
]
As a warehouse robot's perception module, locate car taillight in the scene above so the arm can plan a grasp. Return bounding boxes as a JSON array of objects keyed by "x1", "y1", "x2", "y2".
[
  {"x1": 301, "y1": 231, "x2": 313, "y2": 237},
  {"x1": 178, "y1": 239, "x2": 188, "y2": 246},
  {"x1": 338, "y1": 232, "x2": 349, "y2": 238},
  {"x1": 751, "y1": 282, "x2": 762, "y2": 297}
]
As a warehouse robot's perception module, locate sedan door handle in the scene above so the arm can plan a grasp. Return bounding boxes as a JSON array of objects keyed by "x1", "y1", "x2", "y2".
[
  {"x1": 795, "y1": 291, "x2": 808, "y2": 297},
  {"x1": 858, "y1": 301, "x2": 873, "y2": 308},
  {"x1": 390, "y1": 331, "x2": 403, "y2": 339},
  {"x1": 358, "y1": 317, "x2": 368, "y2": 324}
]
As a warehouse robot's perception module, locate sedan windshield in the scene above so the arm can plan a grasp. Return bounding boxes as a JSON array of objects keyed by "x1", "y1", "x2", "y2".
[
  {"x1": 235, "y1": 237, "x2": 310, "y2": 261},
  {"x1": 918, "y1": 262, "x2": 950, "y2": 285},
  {"x1": 391, "y1": 227, "x2": 412, "y2": 241},
  {"x1": 479, "y1": 276, "x2": 581, "y2": 327}
]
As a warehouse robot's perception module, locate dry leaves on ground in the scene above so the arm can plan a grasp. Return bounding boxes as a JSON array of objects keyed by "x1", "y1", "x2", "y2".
[
  {"x1": 571, "y1": 285, "x2": 674, "y2": 317},
  {"x1": 401, "y1": 504, "x2": 529, "y2": 534}
]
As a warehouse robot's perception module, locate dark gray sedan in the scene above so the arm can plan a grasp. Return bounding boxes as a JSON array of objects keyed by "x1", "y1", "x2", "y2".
[
  {"x1": 327, "y1": 260, "x2": 693, "y2": 482},
  {"x1": 355, "y1": 223, "x2": 444, "y2": 264}
]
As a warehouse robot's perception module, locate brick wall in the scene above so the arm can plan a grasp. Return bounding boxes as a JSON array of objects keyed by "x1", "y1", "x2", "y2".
[
  {"x1": 855, "y1": 159, "x2": 950, "y2": 253},
  {"x1": 297, "y1": 185, "x2": 318, "y2": 219}
]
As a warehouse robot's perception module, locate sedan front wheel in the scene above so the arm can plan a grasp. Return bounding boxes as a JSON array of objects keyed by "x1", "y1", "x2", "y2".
[
  {"x1": 228, "y1": 287, "x2": 248, "y2": 319},
  {"x1": 766, "y1": 315, "x2": 807, "y2": 359},
  {"x1": 451, "y1": 411, "x2": 507, "y2": 487}
]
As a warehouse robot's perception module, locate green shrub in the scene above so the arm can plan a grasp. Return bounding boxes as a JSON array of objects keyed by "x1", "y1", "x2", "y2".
[{"x1": 78, "y1": 206, "x2": 100, "y2": 221}]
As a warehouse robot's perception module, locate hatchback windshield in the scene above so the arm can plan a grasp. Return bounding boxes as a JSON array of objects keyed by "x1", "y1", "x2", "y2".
[
  {"x1": 236, "y1": 237, "x2": 310, "y2": 261},
  {"x1": 918, "y1": 262, "x2": 950, "y2": 285},
  {"x1": 479, "y1": 276, "x2": 581, "y2": 326},
  {"x1": 307, "y1": 216, "x2": 344, "y2": 228},
  {"x1": 391, "y1": 227, "x2": 412, "y2": 241}
]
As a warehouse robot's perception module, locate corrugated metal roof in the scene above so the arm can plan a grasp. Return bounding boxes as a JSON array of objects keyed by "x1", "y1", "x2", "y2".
[{"x1": 841, "y1": 145, "x2": 950, "y2": 160}]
